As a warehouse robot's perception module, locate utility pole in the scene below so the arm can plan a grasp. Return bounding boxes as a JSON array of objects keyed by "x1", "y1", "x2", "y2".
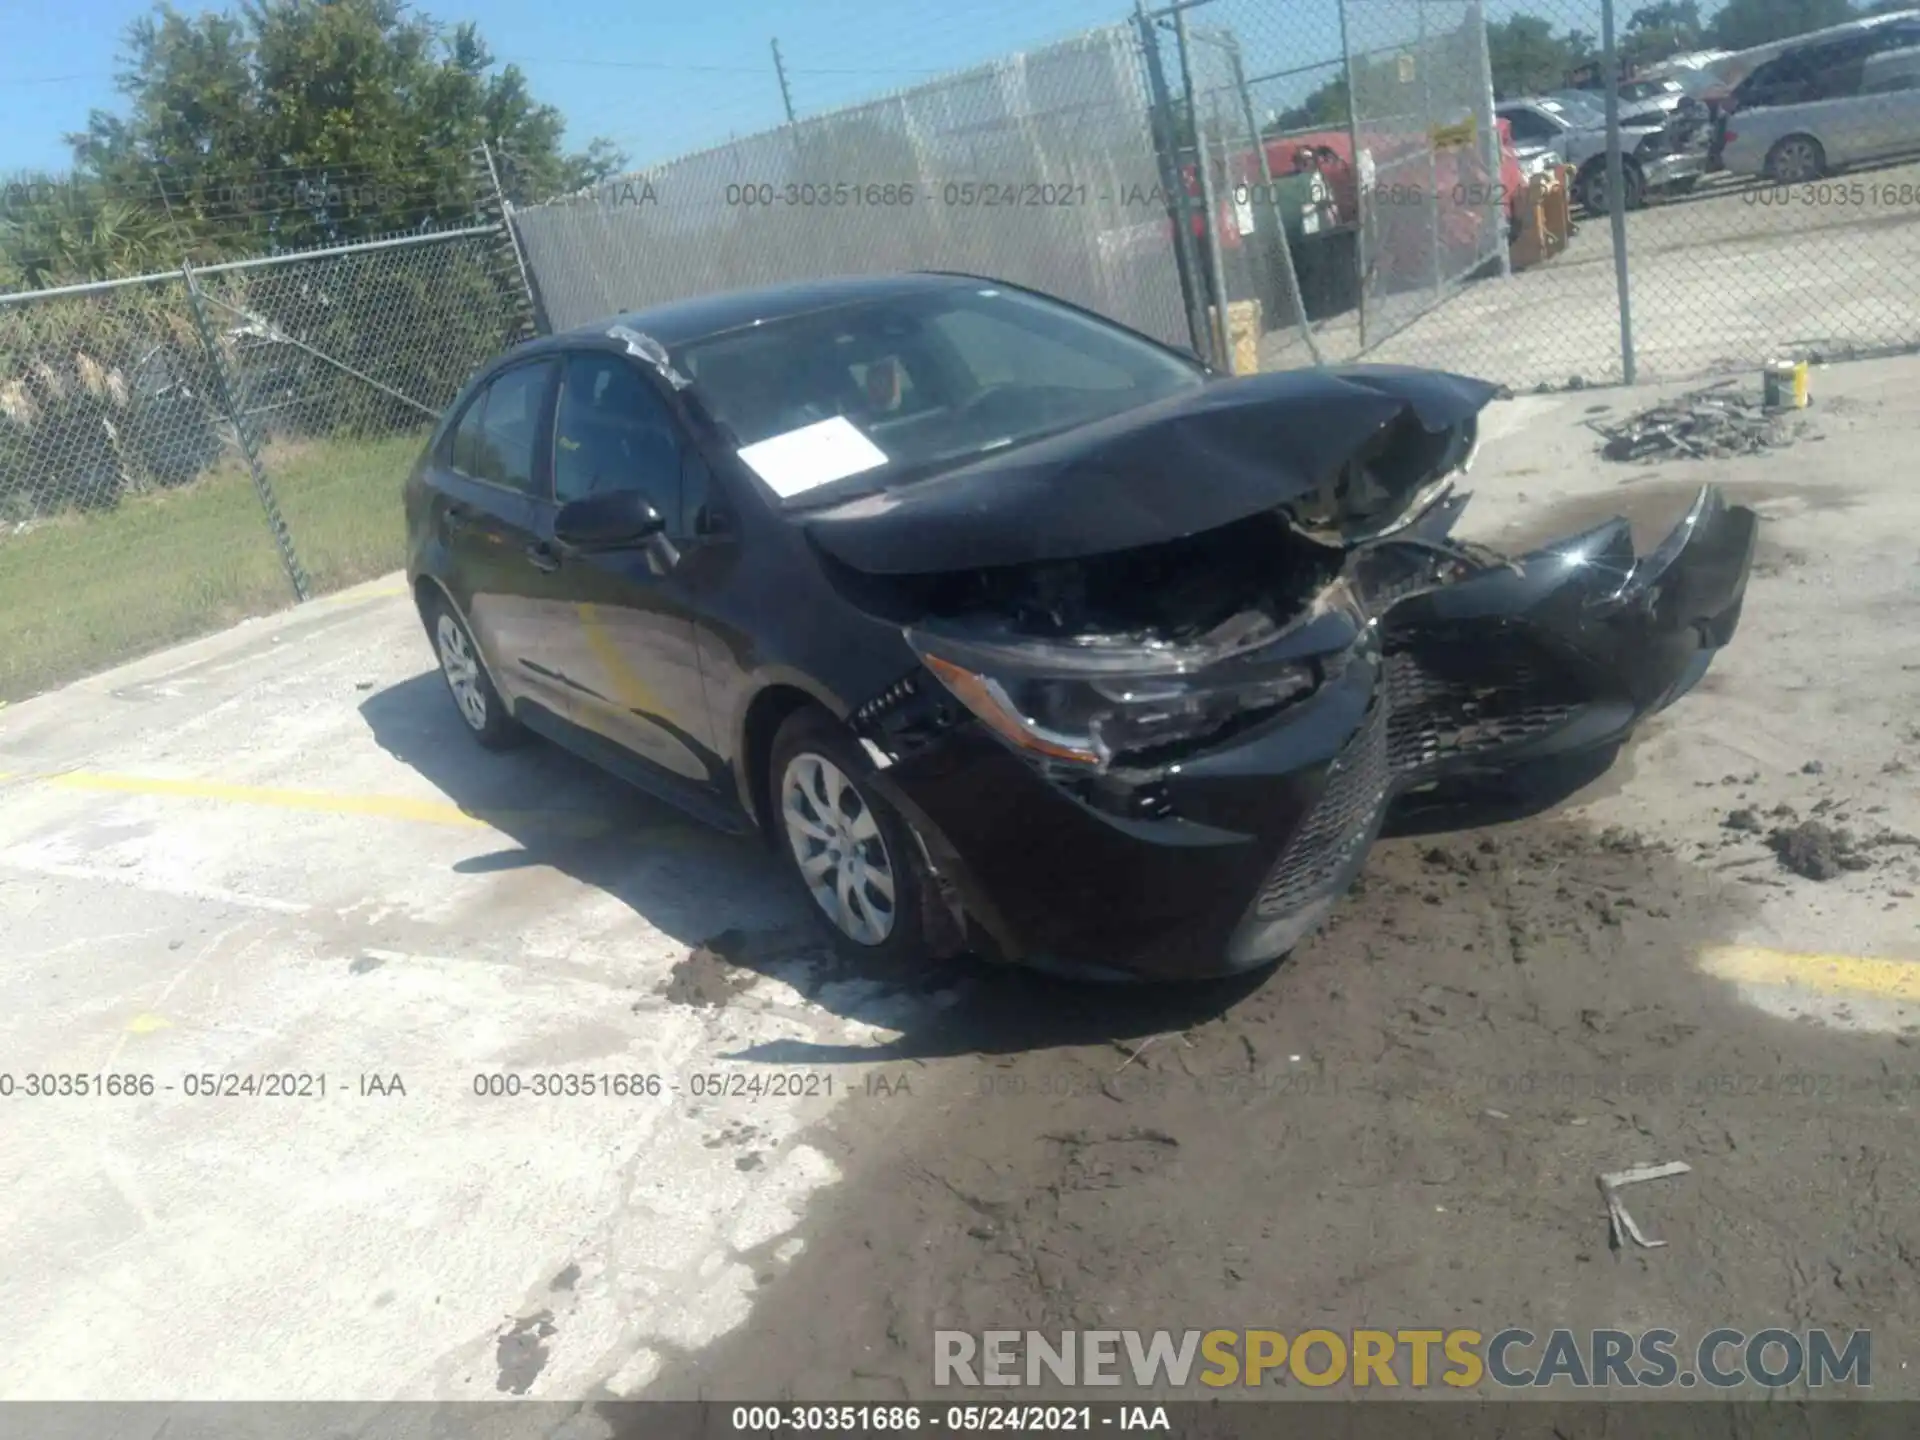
[{"x1": 771, "y1": 38, "x2": 797, "y2": 125}]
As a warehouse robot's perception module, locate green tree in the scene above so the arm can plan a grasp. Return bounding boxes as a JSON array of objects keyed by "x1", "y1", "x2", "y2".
[
  {"x1": 52, "y1": 0, "x2": 624, "y2": 269},
  {"x1": 1487, "y1": 15, "x2": 1584, "y2": 98},
  {"x1": 1707, "y1": 0, "x2": 1857, "y2": 50},
  {"x1": 1624, "y1": 0, "x2": 1704, "y2": 67},
  {"x1": 1, "y1": 170, "x2": 184, "y2": 289},
  {"x1": 1269, "y1": 76, "x2": 1350, "y2": 134}
]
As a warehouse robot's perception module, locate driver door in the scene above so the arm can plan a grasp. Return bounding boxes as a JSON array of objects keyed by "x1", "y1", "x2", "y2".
[{"x1": 545, "y1": 350, "x2": 721, "y2": 787}]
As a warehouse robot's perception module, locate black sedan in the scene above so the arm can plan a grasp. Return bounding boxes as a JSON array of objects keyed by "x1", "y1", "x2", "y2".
[{"x1": 404, "y1": 273, "x2": 1756, "y2": 982}]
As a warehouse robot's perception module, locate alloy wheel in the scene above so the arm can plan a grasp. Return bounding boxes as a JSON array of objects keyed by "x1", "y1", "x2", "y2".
[
  {"x1": 1771, "y1": 138, "x2": 1821, "y2": 184},
  {"x1": 780, "y1": 751, "x2": 897, "y2": 946},
  {"x1": 435, "y1": 613, "x2": 489, "y2": 732}
]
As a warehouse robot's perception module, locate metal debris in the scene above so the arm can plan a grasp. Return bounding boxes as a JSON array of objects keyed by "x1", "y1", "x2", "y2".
[
  {"x1": 1599, "y1": 1160, "x2": 1691, "y2": 1249},
  {"x1": 1593, "y1": 384, "x2": 1809, "y2": 462}
]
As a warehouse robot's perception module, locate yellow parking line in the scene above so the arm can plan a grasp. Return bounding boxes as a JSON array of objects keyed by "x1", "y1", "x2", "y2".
[
  {"x1": 45, "y1": 771, "x2": 492, "y2": 827},
  {"x1": 317, "y1": 583, "x2": 408, "y2": 605},
  {"x1": 18, "y1": 769, "x2": 641, "y2": 840},
  {"x1": 1700, "y1": 945, "x2": 1920, "y2": 1003}
]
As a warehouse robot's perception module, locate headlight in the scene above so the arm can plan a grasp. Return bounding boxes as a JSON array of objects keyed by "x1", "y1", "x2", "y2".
[{"x1": 907, "y1": 624, "x2": 1322, "y2": 771}]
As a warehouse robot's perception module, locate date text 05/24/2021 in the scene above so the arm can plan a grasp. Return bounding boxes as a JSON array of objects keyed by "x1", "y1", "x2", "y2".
[{"x1": 0, "y1": 1069, "x2": 918, "y2": 1100}]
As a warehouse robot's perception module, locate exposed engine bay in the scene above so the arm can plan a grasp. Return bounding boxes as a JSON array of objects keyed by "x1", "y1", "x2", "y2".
[
  {"x1": 830, "y1": 406, "x2": 1486, "y2": 662},
  {"x1": 801, "y1": 359, "x2": 1756, "y2": 980},
  {"x1": 828, "y1": 370, "x2": 1754, "y2": 820}
]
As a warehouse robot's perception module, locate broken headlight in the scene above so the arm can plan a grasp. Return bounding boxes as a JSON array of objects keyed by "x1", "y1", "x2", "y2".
[{"x1": 906, "y1": 627, "x2": 1318, "y2": 770}]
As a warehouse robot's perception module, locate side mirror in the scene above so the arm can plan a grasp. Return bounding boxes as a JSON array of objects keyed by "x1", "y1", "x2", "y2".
[{"x1": 554, "y1": 490, "x2": 666, "y2": 549}]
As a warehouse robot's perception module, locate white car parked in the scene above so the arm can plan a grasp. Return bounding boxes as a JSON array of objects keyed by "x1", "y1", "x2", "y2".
[{"x1": 1720, "y1": 14, "x2": 1920, "y2": 182}]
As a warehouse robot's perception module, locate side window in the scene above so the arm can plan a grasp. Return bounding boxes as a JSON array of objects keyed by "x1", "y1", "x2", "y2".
[
  {"x1": 1806, "y1": 53, "x2": 1868, "y2": 101},
  {"x1": 553, "y1": 353, "x2": 684, "y2": 522},
  {"x1": 470, "y1": 361, "x2": 554, "y2": 494},
  {"x1": 1504, "y1": 109, "x2": 1555, "y2": 145},
  {"x1": 448, "y1": 392, "x2": 487, "y2": 477},
  {"x1": 930, "y1": 308, "x2": 1133, "y2": 393}
]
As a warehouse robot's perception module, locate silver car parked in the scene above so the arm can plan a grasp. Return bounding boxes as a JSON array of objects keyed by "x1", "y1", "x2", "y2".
[{"x1": 1720, "y1": 15, "x2": 1920, "y2": 182}]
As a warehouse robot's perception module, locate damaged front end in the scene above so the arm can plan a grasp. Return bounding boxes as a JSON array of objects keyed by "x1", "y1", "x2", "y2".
[{"x1": 819, "y1": 366, "x2": 1757, "y2": 978}]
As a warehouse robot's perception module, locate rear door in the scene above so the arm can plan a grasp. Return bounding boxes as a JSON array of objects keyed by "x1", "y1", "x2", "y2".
[
  {"x1": 1857, "y1": 30, "x2": 1920, "y2": 160},
  {"x1": 433, "y1": 356, "x2": 568, "y2": 718},
  {"x1": 544, "y1": 349, "x2": 722, "y2": 787},
  {"x1": 1800, "y1": 42, "x2": 1874, "y2": 163}
]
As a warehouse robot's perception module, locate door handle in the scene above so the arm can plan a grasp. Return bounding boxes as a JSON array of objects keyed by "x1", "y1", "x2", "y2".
[
  {"x1": 525, "y1": 542, "x2": 562, "y2": 573},
  {"x1": 443, "y1": 504, "x2": 471, "y2": 534}
]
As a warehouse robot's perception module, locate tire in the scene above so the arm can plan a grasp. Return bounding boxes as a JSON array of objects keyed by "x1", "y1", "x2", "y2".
[
  {"x1": 768, "y1": 706, "x2": 934, "y2": 970},
  {"x1": 1765, "y1": 135, "x2": 1825, "y2": 185},
  {"x1": 1577, "y1": 159, "x2": 1646, "y2": 215},
  {"x1": 424, "y1": 590, "x2": 526, "y2": 751},
  {"x1": 1669, "y1": 175, "x2": 1702, "y2": 194}
]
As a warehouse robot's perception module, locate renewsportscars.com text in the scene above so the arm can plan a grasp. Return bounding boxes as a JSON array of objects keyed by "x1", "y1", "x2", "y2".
[{"x1": 933, "y1": 1328, "x2": 1871, "y2": 1390}]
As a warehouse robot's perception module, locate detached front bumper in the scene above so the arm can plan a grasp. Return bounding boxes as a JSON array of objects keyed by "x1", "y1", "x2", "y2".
[
  {"x1": 1642, "y1": 147, "x2": 1709, "y2": 189},
  {"x1": 867, "y1": 486, "x2": 1757, "y2": 981}
]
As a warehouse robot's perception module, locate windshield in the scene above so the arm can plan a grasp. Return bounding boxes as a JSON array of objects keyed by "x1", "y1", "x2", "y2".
[{"x1": 675, "y1": 284, "x2": 1207, "y2": 507}]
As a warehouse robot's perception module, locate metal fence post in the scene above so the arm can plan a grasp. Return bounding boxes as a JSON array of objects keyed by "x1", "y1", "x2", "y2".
[
  {"x1": 1227, "y1": 33, "x2": 1321, "y2": 367},
  {"x1": 1136, "y1": 1, "x2": 1211, "y2": 360},
  {"x1": 1418, "y1": 5, "x2": 1443, "y2": 302},
  {"x1": 1471, "y1": 0, "x2": 1511, "y2": 280},
  {"x1": 1337, "y1": 0, "x2": 1368, "y2": 352},
  {"x1": 181, "y1": 261, "x2": 311, "y2": 603},
  {"x1": 1173, "y1": 2, "x2": 1233, "y2": 370},
  {"x1": 1599, "y1": 0, "x2": 1637, "y2": 385},
  {"x1": 474, "y1": 141, "x2": 547, "y2": 341}
]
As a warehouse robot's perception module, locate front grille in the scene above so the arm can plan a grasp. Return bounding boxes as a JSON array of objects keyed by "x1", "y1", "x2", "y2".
[
  {"x1": 1383, "y1": 634, "x2": 1581, "y2": 774},
  {"x1": 1253, "y1": 696, "x2": 1392, "y2": 920}
]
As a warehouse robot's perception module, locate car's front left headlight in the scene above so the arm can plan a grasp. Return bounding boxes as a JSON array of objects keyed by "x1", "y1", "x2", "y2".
[{"x1": 906, "y1": 622, "x2": 1324, "y2": 771}]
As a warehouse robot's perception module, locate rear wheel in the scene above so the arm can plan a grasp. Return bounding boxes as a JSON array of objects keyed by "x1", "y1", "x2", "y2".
[
  {"x1": 769, "y1": 707, "x2": 934, "y2": 968},
  {"x1": 425, "y1": 592, "x2": 525, "y2": 751},
  {"x1": 1765, "y1": 135, "x2": 1825, "y2": 184}
]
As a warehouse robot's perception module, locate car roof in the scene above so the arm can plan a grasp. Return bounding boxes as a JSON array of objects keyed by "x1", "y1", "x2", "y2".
[{"x1": 555, "y1": 272, "x2": 984, "y2": 351}]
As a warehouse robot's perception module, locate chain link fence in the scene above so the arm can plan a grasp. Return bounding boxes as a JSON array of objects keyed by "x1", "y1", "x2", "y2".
[
  {"x1": 0, "y1": 220, "x2": 532, "y2": 703},
  {"x1": 1290, "y1": 0, "x2": 1920, "y2": 388},
  {"x1": 511, "y1": 25, "x2": 1194, "y2": 354}
]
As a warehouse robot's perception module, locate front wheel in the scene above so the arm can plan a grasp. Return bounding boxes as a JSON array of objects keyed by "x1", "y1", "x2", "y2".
[
  {"x1": 1578, "y1": 160, "x2": 1645, "y2": 215},
  {"x1": 1765, "y1": 135, "x2": 1825, "y2": 185},
  {"x1": 426, "y1": 593, "x2": 526, "y2": 751},
  {"x1": 769, "y1": 708, "x2": 934, "y2": 969}
]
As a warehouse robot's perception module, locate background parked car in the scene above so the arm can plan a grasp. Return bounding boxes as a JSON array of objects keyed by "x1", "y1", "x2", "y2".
[
  {"x1": 1692, "y1": 10, "x2": 1920, "y2": 166},
  {"x1": 1718, "y1": 17, "x2": 1920, "y2": 182},
  {"x1": 1497, "y1": 92, "x2": 1707, "y2": 214}
]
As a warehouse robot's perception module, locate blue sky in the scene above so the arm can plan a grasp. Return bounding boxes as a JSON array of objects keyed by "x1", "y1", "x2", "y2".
[
  {"x1": 1, "y1": 0, "x2": 1126, "y2": 174},
  {"x1": 0, "y1": 0, "x2": 1625, "y2": 177}
]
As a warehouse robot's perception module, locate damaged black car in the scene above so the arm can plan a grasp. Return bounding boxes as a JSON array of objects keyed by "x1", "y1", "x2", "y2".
[{"x1": 405, "y1": 273, "x2": 1757, "y2": 981}]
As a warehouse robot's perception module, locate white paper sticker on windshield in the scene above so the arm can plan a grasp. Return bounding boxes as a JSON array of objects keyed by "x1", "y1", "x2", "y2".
[{"x1": 737, "y1": 416, "x2": 889, "y2": 497}]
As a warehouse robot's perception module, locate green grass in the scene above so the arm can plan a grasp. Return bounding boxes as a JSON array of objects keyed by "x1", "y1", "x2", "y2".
[{"x1": 0, "y1": 429, "x2": 428, "y2": 704}]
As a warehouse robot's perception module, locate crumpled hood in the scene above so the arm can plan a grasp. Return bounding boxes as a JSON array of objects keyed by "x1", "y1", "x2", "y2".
[{"x1": 801, "y1": 363, "x2": 1501, "y2": 575}]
